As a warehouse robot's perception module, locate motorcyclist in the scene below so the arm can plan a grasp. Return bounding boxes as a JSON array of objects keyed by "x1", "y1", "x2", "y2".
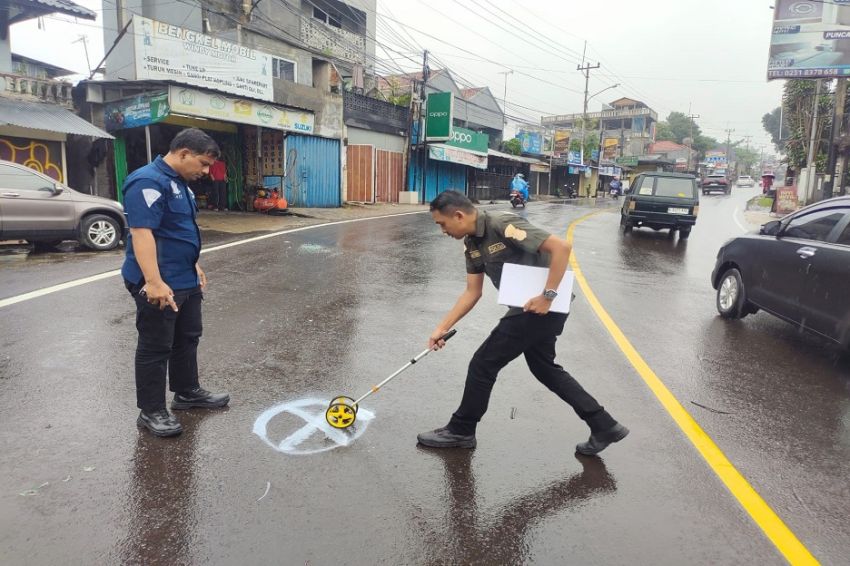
[
  {"x1": 608, "y1": 177, "x2": 622, "y2": 196},
  {"x1": 511, "y1": 173, "x2": 529, "y2": 202}
]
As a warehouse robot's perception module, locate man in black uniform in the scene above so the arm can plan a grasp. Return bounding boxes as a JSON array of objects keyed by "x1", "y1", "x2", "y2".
[
  {"x1": 418, "y1": 190, "x2": 628, "y2": 455},
  {"x1": 122, "y1": 128, "x2": 230, "y2": 437}
]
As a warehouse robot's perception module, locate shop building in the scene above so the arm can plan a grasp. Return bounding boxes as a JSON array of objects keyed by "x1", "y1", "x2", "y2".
[
  {"x1": 94, "y1": 0, "x2": 377, "y2": 207},
  {"x1": 1, "y1": 2, "x2": 113, "y2": 194}
]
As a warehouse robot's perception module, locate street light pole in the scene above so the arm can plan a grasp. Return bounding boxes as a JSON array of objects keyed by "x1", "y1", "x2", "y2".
[{"x1": 498, "y1": 70, "x2": 513, "y2": 127}]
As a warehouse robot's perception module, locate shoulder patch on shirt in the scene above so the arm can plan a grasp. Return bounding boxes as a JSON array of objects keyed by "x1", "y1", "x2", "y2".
[
  {"x1": 505, "y1": 224, "x2": 528, "y2": 241},
  {"x1": 141, "y1": 188, "x2": 162, "y2": 208}
]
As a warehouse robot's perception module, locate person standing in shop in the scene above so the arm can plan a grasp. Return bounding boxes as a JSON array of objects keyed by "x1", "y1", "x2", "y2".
[
  {"x1": 122, "y1": 128, "x2": 230, "y2": 437},
  {"x1": 209, "y1": 157, "x2": 228, "y2": 211}
]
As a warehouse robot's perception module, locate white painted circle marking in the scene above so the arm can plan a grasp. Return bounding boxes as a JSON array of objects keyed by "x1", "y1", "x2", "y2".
[{"x1": 253, "y1": 397, "x2": 375, "y2": 455}]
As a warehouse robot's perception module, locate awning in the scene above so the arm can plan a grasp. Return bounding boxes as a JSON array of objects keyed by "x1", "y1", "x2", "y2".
[
  {"x1": 429, "y1": 144, "x2": 488, "y2": 170},
  {"x1": 487, "y1": 148, "x2": 545, "y2": 165},
  {"x1": 0, "y1": 98, "x2": 113, "y2": 139}
]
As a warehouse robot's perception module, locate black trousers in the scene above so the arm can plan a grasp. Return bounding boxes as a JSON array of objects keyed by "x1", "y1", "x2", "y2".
[
  {"x1": 448, "y1": 312, "x2": 617, "y2": 436},
  {"x1": 211, "y1": 180, "x2": 227, "y2": 210},
  {"x1": 125, "y1": 280, "x2": 203, "y2": 411}
]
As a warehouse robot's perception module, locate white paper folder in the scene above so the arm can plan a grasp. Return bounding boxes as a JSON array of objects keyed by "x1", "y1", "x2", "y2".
[{"x1": 497, "y1": 263, "x2": 575, "y2": 314}]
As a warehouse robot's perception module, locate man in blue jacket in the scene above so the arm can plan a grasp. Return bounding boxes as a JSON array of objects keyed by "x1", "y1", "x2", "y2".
[
  {"x1": 511, "y1": 173, "x2": 529, "y2": 202},
  {"x1": 122, "y1": 128, "x2": 230, "y2": 437}
]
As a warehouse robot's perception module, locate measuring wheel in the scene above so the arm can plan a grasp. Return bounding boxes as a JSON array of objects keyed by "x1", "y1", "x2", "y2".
[{"x1": 326, "y1": 395, "x2": 358, "y2": 429}]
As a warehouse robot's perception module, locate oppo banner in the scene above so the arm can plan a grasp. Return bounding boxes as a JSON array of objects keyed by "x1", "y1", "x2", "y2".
[{"x1": 444, "y1": 126, "x2": 488, "y2": 154}]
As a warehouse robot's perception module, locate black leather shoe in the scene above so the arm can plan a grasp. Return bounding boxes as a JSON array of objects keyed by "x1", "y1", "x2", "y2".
[
  {"x1": 417, "y1": 426, "x2": 477, "y2": 448},
  {"x1": 137, "y1": 409, "x2": 183, "y2": 437},
  {"x1": 576, "y1": 423, "x2": 629, "y2": 456},
  {"x1": 171, "y1": 387, "x2": 230, "y2": 410}
]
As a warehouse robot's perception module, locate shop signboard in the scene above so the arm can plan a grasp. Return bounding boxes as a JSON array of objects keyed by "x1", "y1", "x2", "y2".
[
  {"x1": 104, "y1": 91, "x2": 169, "y2": 130},
  {"x1": 518, "y1": 131, "x2": 543, "y2": 155},
  {"x1": 428, "y1": 144, "x2": 488, "y2": 169},
  {"x1": 425, "y1": 92, "x2": 453, "y2": 141},
  {"x1": 134, "y1": 17, "x2": 274, "y2": 101},
  {"x1": 775, "y1": 186, "x2": 799, "y2": 214},
  {"x1": 567, "y1": 150, "x2": 582, "y2": 165},
  {"x1": 767, "y1": 1, "x2": 850, "y2": 79},
  {"x1": 705, "y1": 150, "x2": 727, "y2": 164},
  {"x1": 553, "y1": 129, "x2": 570, "y2": 157},
  {"x1": 169, "y1": 86, "x2": 314, "y2": 133},
  {"x1": 615, "y1": 156, "x2": 638, "y2": 167},
  {"x1": 445, "y1": 126, "x2": 488, "y2": 154},
  {"x1": 603, "y1": 138, "x2": 619, "y2": 160}
]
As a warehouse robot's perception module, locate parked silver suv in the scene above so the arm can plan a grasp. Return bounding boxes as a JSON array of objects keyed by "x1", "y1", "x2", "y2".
[{"x1": 0, "y1": 160, "x2": 126, "y2": 251}]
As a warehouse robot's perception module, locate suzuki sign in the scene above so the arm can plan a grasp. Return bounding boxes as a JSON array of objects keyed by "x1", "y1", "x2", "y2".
[{"x1": 425, "y1": 92, "x2": 453, "y2": 141}]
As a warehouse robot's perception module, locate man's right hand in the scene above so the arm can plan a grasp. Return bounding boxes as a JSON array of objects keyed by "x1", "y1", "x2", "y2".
[
  {"x1": 429, "y1": 328, "x2": 453, "y2": 350},
  {"x1": 142, "y1": 280, "x2": 178, "y2": 312}
]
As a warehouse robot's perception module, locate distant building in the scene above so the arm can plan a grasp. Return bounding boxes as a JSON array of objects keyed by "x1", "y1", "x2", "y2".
[
  {"x1": 541, "y1": 97, "x2": 658, "y2": 158},
  {"x1": 648, "y1": 140, "x2": 691, "y2": 172}
]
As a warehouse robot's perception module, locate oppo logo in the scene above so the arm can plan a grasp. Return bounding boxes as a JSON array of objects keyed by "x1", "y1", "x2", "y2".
[
  {"x1": 452, "y1": 131, "x2": 472, "y2": 143},
  {"x1": 429, "y1": 111, "x2": 448, "y2": 117}
]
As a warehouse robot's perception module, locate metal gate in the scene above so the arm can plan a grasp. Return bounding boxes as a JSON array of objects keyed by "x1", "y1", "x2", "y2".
[
  {"x1": 375, "y1": 150, "x2": 403, "y2": 203},
  {"x1": 346, "y1": 144, "x2": 374, "y2": 202},
  {"x1": 285, "y1": 135, "x2": 341, "y2": 207}
]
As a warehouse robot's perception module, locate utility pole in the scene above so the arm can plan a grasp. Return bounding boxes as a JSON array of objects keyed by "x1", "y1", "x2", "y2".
[
  {"x1": 577, "y1": 42, "x2": 600, "y2": 196},
  {"x1": 803, "y1": 78, "x2": 822, "y2": 205},
  {"x1": 825, "y1": 77, "x2": 846, "y2": 199},
  {"x1": 724, "y1": 127, "x2": 734, "y2": 176},
  {"x1": 417, "y1": 50, "x2": 430, "y2": 203},
  {"x1": 72, "y1": 35, "x2": 92, "y2": 76},
  {"x1": 686, "y1": 104, "x2": 699, "y2": 173},
  {"x1": 497, "y1": 70, "x2": 513, "y2": 127},
  {"x1": 741, "y1": 135, "x2": 752, "y2": 176}
]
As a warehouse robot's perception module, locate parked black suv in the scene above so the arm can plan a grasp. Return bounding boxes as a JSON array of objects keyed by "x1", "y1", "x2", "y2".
[{"x1": 621, "y1": 172, "x2": 699, "y2": 239}]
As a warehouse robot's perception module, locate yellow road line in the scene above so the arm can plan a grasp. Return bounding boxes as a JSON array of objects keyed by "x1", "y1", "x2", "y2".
[{"x1": 567, "y1": 212, "x2": 818, "y2": 565}]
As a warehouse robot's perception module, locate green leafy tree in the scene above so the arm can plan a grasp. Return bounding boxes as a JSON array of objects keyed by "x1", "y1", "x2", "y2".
[
  {"x1": 781, "y1": 79, "x2": 834, "y2": 171},
  {"x1": 503, "y1": 138, "x2": 522, "y2": 155},
  {"x1": 655, "y1": 121, "x2": 675, "y2": 141},
  {"x1": 762, "y1": 107, "x2": 782, "y2": 153}
]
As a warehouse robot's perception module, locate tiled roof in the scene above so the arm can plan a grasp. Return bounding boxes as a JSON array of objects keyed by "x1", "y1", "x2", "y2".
[
  {"x1": 16, "y1": 0, "x2": 97, "y2": 19},
  {"x1": 649, "y1": 141, "x2": 687, "y2": 153}
]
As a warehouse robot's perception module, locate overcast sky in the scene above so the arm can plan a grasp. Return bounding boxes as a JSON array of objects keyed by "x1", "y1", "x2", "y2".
[{"x1": 11, "y1": 0, "x2": 782, "y2": 153}]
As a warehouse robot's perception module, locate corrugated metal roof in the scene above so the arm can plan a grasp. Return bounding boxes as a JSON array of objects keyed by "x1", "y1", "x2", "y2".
[
  {"x1": 487, "y1": 149, "x2": 545, "y2": 164},
  {"x1": 0, "y1": 98, "x2": 113, "y2": 139},
  {"x1": 17, "y1": 0, "x2": 97, "y2": 19}
]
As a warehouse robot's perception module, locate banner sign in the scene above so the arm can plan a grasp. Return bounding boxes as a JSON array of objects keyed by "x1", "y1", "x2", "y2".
[
  {"x1": 775, "y1": 186, "x2": 799, "y2": 214},
  {"x1": 553, "y1": 130, "x2": 571, "y2": 157},
  {"x1": 615, "y1": 156, "x2": 638, "y2": 167},
  {"x1": 567, "y1": 150, "x2": 582, "y2": 165},
  {"x1": 599, "y1": 166, "x2": 622, "y2": 177},
  {"x1": 169, "y1": 86, "x2": 314, "y2": 133},
  {"x1": 518, "y1": 131, "x2": 543, "y2": 155},
  {"x1": 134, "y1": 17, "x2": 274, "y2": 101},
  {"x1": 603, "y1": 138, "x2": 619, "y2": 160},
  {"x1": 428, "y1": 144, "x2": 488, "y2": 169},
  {"x1": 104, "y1": 91, "x2": 169, "y2": 130},
  {"x1": 767, "y1": 1, "x2": 850, "y2": 79},
  {"x1": 705, "y1": 150, "x2": 727, "y2": 164},
  {"x1": 425, "y1": 92, "x2": 453, "y2": 141},
  {"x1": 445, "y1": 126, "x2": 489, "y2": 155}
]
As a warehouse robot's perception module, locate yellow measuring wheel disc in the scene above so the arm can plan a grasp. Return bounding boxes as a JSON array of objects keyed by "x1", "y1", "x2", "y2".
[
  {"x1": 331, "y1": 396, "x2": 358, "y2": 414},
  {"x1": 326, "y1": 402, "x2": 356, "y2": 429}
]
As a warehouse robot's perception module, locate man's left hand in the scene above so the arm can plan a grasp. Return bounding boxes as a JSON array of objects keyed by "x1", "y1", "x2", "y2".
[
  {"x1": 523, "y1": 295, "x2": 551, "y2": 315},
  {"x1": 196, "y1": 263, "x2": 207, "y2": 290}
]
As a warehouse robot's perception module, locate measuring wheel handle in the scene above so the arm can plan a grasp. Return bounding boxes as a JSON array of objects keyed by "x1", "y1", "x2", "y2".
[{"x1": 436, "y1": 329, "x2": 457, "y2": 344}]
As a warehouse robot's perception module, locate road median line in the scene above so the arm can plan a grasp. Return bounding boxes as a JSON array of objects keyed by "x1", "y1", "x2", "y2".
[{"x1": 567, "y1": 211, "x2": 818, "y2": 565}]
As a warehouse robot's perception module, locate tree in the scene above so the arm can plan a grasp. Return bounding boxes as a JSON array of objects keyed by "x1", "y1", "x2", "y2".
[
  {"x1": 732, "y1": 143, "x2": 760, "y2": 176},
  {"x1": 503, "y1": 138, "x2": 522, "y2": 155},
  {"x1": 780, "y1": 79, "x2": 834, "y2": 171},
  {"x1": 762, "y1": 107, "x2": 782, "y2": 153},
  {"x1": 655, "y1": 121, "x2": 675, "y2": 142}
]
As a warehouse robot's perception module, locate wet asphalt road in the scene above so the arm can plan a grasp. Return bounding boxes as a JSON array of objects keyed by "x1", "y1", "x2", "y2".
[{"x1": 1, "y1": 190, "x2": 848, "y2": 564}]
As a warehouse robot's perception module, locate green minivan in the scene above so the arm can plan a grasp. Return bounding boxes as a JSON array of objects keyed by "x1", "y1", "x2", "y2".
[{"x1": 620, "y1": 172, "x2": 700, "y2": 239}]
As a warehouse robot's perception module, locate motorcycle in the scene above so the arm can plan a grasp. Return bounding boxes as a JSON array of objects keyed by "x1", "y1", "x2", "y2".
[
  {"x1": 564, "y1": 185, "x2": 578, "y2": 199},
  {"x1": 509, "y1": 190, "x2": 526, "y2": 208}
]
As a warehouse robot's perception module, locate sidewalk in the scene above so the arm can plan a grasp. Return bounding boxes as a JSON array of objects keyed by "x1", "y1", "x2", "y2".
[{"x1": 197, "y1": 202, "x2": 430, "y2": 236}]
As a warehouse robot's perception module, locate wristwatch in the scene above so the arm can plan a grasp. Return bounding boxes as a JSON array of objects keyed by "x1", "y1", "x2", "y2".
[{"x1": 542, "y1": 289, "x2": 558, "y2": 300}]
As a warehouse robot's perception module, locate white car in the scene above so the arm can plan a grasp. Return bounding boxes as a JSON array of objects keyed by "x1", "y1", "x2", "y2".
[{"x1": 736, "y1": 175, "x2": 755, "y2": 187}]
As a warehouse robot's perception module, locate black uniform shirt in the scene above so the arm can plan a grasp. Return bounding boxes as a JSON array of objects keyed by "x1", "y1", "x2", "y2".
[{"x1": 464, "y1": 210, "x2": 552, "y2": 317}]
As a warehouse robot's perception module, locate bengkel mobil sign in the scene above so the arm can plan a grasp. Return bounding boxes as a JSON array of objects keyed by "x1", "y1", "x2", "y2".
[{"x1": 134, "y1": 17, "x2": 274, "y2": 101}]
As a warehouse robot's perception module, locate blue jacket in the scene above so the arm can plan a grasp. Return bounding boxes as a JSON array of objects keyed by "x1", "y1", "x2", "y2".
[{"x1": 121, "y1": 156, "x2": 201, "y2": 290}]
